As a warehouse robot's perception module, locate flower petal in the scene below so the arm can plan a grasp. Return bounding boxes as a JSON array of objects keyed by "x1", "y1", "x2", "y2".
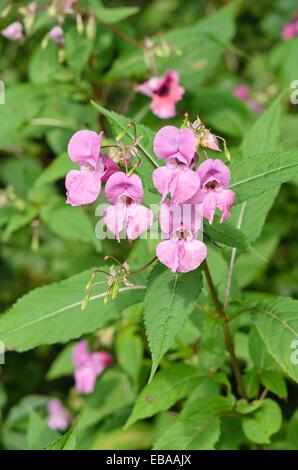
[
  {"x1": 177, "y1": 239, "x2": 207, "y2": 273},
  {"x1": 103, "y1": 203, "x2": 126, "y2": 241},
  {"x1": 198, "y1": 159, "x2": 231, "y2": 188},
  {"x1": 105, "y1": 172, "x2": 144, "y2": 204},
  {"x1": 65, "y1": 169, "x2": 102, "y2": 206},
  {"x1": 67, "y1": 130, "x2": 103, "y2": 167},
  {"x1": 126, "y1": 204, "x2": 153, "y2": 240},
  {"x1": 101, "y1": 155, "x2": 120, "y2": 183},
  {"x1": 156, "y1": 239, "x2": 180, "y2": 273}
]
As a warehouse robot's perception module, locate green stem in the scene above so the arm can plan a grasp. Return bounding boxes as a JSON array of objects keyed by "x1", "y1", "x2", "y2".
[{"x1": 203, "y1": 261, "x2": 247, "y2": 399}]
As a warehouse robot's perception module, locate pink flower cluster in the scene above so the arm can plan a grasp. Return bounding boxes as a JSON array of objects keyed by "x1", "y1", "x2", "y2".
[
  {"x1": 152, "y1": 125, "x2": 235, "y2": 272},
  {"x1": 64, "y1": 120, "x2": 235, "y2": 274},
  {"x1": 282, "y1": 16, "x2": 298, "y2": 40},
  {"x1": 65, "y1": 129, "x2": 154, "y2": 241},
  {"x1": 47, "y1": 399, "x2": 72, "y2": 431},
  {"x1": 136, "y1": 70, "x2": 184, "y2": 119},
  {"x1": 72, "y1": 340, "x2": 113, "y2": 394}
]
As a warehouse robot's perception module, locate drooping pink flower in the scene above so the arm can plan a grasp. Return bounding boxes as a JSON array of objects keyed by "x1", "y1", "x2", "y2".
[
  {"x1": 65, "y1": 130, "x2": 119, "y2": 206},
  {"x1": 153, "y1": 126, "x2": 196, "y2": 165},
  {"x1": 197, "y1": 159, "x2": 235, "y2": 224},
  {"x1": 47, "y1": 399, "x2": 72, "y2": 431},
  {"x1": 103, "y1": 172, "x2": 153, "y2": 241},
  {"x1": 72, "y1": 341, "x2": 113, "y2": 395},
  {"x1": 136, "y1": 70, "x2": 184, "y2": 119},
  {"x1": 156, "y1": 201, "x2": 206, "y2": 273},
  {"x1": 48, "y1": 25, "x2": 64, "y2": 45},
  {"x1": 1, "y1": 21, "x2": 24, "y2": 41},
  {"x1": 153, "y1": 165, "x2": 200, "y2": 204},
  {"x1": 157, "y1": 236, "x2": 207, "y2": 273}
]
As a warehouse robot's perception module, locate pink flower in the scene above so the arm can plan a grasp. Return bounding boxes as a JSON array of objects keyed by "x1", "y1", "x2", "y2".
[
  {"x1": 47, "y1": 399, "x2": 72, "y2": 431},
  {"x1": 103, "y1": 172, "x2": 153, "y2": 241},
  {"x1": 153, "y1": 126, "x2": 196, "y2": 165},
  {"x1": 65, "y1": 130, "x2": 119, "y2": 206},
  {"x1": 156, "y1": 201, "x2": 207, "y2": 273},
  {"x1": 233, "y1": 85, "x2": 250, "y2": 101},
  {"x1": 136, "y1": 70, "x2": 184, "y2": 119},
  {"x1": 197, "y1": 159, "x2": 235, "y2": 224},
  {"x1": 157, "y1": 237, "x2": 207, "y2": 273},
  {"x1": 48, "y1": 25, "x2": 64, "y2": 45},
  {"x1": 153, "y1": 165, "x2": 200, "y2": 204},
  {"x1": 282, "y1": 22, "x2": 296, "y2": 40},
  {"x1": 1, "y1": 21, "x2": 24, "y2": 41},
  {"x1": 72, "y1": 341, "x2": 113, "y2": 394}
]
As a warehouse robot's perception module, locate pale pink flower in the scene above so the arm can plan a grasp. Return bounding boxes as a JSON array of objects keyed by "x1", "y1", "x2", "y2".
[
  {"x1": 47, "y1": 399, "x2": 72, "y2": 431},
  {"x1": 136, "y1": 70, "x2": 184, "y2": 119},
  {"x1": 153, "y1": 126, "x2": 196, "y2": 165},
  {"x1": 103, "y1": 172, "x2": 153, "y2": 241},
  {"x1": 156, "y1": 201, "x2": 206, "y2": 273},
  {"x1": 152, "y1": 165, "x2": 200, "y2": 204},
  {"x1": 48, "y1": 25, "x2": 64, "y2": 45},
  {"x1": 65, "y1": 130, "x2": 119, "y2": 206},
  {"x1": 72, "y1": 341, "x2": 113, "y2": 395},
  {"x1": 1, "y1": 21, "x2": 24, "y2": 41},
  {"x1": 197, "y1": 159, "x2": 235, "y2": 224}
]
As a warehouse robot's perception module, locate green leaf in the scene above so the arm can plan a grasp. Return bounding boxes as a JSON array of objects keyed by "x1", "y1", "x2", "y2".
[
  {"x1": 260, "y1": 370, "x2": 287, "y2": 399},
  {"x1": 2, "y1": 206, "x2": 38, "y2": 242},
  {"x1": 27, "y1": 410, "x2": 59, "y2": 450},
  {"x1": 255, "y1": 297, "x2": 298, "y2": 383},
  {"x1": 249, "y1": 326, "x2": 275, "y2": 370},
  {"x1": 229, "y1": 150, "x2": 298, "y2": 203},
  {"x1": 115, "y1": 329, "x2": 143, "y2": 385},
  {"x1": 235, "y1": 399, "x2": 262, "y2": 415},
  {"x1": 243, "y1": 369, "x2": 260, "y2": 399},
  {"x1": 204, "y1": 219, "x2": 248, "y2": 249},
  {"x1": 231, "y1": 97, "x2": 282, "y2": 240},
  {"x1": 46, "y1": 421, "x2": 78, "y2": 450},
  {"x1": 41, "y1": 201, "x2": 101, "y2": 251},
  {"x1": 65, "y1": 27, "x2": 94, "y2": 78},
  {"x1": 242, "y1": 399, "x2": 282, "y2": 444},
  {"x1": 46, "y1": 343, "x2": 75, "y2": 381},
  {"x1": 154, "y1": 396, "x2": 233, "y2": 450},
  {"x1": 79, "y1": 370, "x2": 134, "y2": 429},
  {"x1": 125, "y1": 364, "x2": 202, "y2": 428},
  {"x1": 0, "y1": 269, "x2": 146, "y2": 352},
  {"x1": 144, "y1": 265, "x2": 203, "y2": 381},
  {"x1": 199, "y1": 317, "x2": 226, "y2": 372},
  {"x1": 35, "y1": 153, "x2": 73, "y2": 186},
  {"x1": 28, "y1": 44, "x2": 61, "y2": 84},
  {"x1": 91, "y1": 1, "x2": 139, "y2": 24},
  {"x1": 91, "y1": 101, "x2": 159, "y2": 205}
]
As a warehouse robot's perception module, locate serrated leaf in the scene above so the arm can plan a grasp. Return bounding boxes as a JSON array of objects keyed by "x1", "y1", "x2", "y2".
[
  {"x1": 125, "y1": 364, "x2": 202, "y2": 428},
  {"x1": 0, "y1": 269, "x2": 145, "y2": 352},
  {"x1": 242, "y1": 399, "x2": 282, "y2": 444},
  {"x1": 144, "y1": 265, "x2": 203, "y2": 381},
  {"x1": 229, "y1": 150, "x2": 298, "y2": 203},
  {"x1": 46, "y1": 421, "x2": 78, "y2": 450},
  {"x1": 115, "y1": 329, "x2": 143, "y2": 385},
  {"x1": 255, "y1": 297, "x2": 298, "y2": 383},
  {"x1": 204, "y1": 219, "x2": 248, "y2": 249},
  {"x1": 154, "y1": 396, "x2": 233, "y2": 450}
]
